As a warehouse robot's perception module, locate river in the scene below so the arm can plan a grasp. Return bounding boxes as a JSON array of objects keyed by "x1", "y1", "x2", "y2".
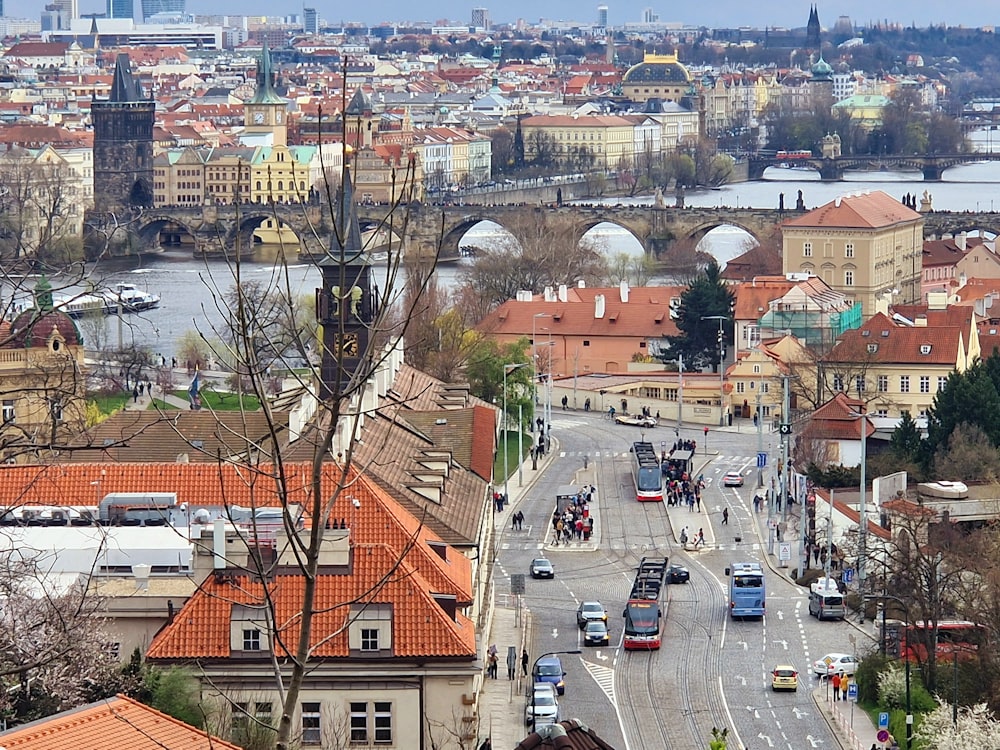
[{"x1": 15, "y1": 149, "x2": 1000, "y2": 359}]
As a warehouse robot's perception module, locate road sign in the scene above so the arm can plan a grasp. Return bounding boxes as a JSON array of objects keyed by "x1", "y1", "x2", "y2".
[
  {"x1": 877, "y1": 730, "x2": 890, "y2": 744},
  {"x1": 848, "y1": 683, "x2": 858, "y2": 700},
  {"x1": 842, "y1": 568, "x2": 855, "y2": 584},
  {"x1": 878, "y1": 712, "x2": 890, "y2": 729},
  {"x1": 510, "y1": 574, "x2": 525, "y2": 595},
  {"x1": 757, "y1": 452, "x2": 767, "y2": 468},
  {"x1": 778, "y1": 542, "x2": 791, "y2": 561},
  {"x1": 779, "y1": 423, "x2": 791, "y2": 435}
]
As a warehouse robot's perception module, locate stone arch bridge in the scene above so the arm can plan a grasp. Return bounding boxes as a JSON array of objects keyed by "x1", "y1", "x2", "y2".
[{"x1": 85, "y1": 201, "x2": 996, "y2": 260}]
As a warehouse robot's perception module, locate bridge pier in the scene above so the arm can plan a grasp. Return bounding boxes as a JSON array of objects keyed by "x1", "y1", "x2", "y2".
[
  {"x1": 819, "y1": 159, "x2": 843, "y2": 181},
  {"x1": 922, "y1": 164, "x2": 944, "y2": 181}
]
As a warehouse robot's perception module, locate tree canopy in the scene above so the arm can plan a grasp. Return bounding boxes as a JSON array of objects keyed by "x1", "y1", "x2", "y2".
[{"x1": 662, "y1": 259, "x2": 734, "y2": 371}]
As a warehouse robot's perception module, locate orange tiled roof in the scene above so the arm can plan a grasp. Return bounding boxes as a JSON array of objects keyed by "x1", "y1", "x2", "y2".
[
  {"x1": 0, "y1": 462, "x2": 472, "y2": 605},
  {"x1": 824, "y1": 312, "x2": 963, "y2": 366},
  {"x1": 0, "y1": 694, "x2": 242, "y2": 750},
  {"x1": 783, "y1": 190, "x2": 922, "y2": 230},
  {"x1": 147, "y1": 542, "x2": 477, "y2": 661},
  {"x1": 733, "y1": 277, "x2": 795, "y2": 319}
]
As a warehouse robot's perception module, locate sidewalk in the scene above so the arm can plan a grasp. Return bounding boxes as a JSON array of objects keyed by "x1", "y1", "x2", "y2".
[
  {"x1": 478, "y1": 439, "x2": 559, "y2": 750},
  {"x1": 813, "y1": 683, "x2": 882, "y2": 750}
]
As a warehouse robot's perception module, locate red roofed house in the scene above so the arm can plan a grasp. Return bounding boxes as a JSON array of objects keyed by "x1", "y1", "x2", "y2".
[
  {"x1": 782, "y1": 190, "x2": 924, "y2": 317},
  {"x1": 821, "y1": 310, "x2": 977, "y2": 421},
  {"x1": 0, "y1": 694, "x2": 242, "y2": 750},
  {"x1": 478, "y1": 282, "x2": 684, "y2": 376},
  {"x1": 797, "y1": 391, "x2": 876, "y2": 466}
]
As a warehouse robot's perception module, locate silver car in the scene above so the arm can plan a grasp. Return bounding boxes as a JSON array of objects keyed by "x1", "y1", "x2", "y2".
[{"x1": 525, "y1": 684, "x2": 559, "y2": 726}]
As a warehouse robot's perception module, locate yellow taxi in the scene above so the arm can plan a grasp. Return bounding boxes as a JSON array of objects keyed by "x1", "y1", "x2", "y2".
[{"x1": 771, "y1": 665, "x2": 798, "y2": 691}]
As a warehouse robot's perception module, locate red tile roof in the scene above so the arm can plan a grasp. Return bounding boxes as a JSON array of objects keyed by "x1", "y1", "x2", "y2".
[
  {"x1": 0, "y1": 695, "x2": 242, "y2": 750},
  {"x1": 783, "y1": 190, "x2": 922, "y2": 230},
  {"x1": 147, "y1": 542, "x2": 476, "y2": 661},
  {"x1": 824, "y1": 312, "x2": 963, "y2": 366},
  {"x1": 733, "y1": 277, "x2": 794, "y2": 319}
]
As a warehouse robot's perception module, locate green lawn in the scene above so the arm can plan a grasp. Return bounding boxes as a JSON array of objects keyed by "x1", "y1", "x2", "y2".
[
  {"x1": 89, "y1": 391, "x2": 131, "y2": 416},
  {"x1": 171, "y1": 388, "x2": 261, "y2": 411},
  {"x1": 493, "y1": 430, "x2": 532, "y2": 482}
]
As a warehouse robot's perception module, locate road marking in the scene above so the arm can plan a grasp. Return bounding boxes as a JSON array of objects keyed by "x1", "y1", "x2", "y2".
[
  {"x1": 735, "y1": 675, "x2": 746, "y2": 686},
  {"x1": 758, "y1": 733, "x2": 774, "y2": 747},
  {"x1": 772, "y1": 639, "x2": 789, "y2": 650},
  {"x1": 737, "y1": 639, "x2": 748, "y2": 650},
  {"x1": 805, "y1": 735, "x2": 824, "y2": 747},
  {"x1": 552, "y1": 628, "x2": 559, "y2": 638},
  {"x1": 792, "y1": 707, "x2": 810, "y2": 719},
  {"x1": 581, "y1": 660, "x2": 617, "y2": 707}
]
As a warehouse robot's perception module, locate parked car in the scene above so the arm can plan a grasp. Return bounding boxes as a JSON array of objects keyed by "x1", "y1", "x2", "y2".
[
  {"x1": 812, "y1": 653, "x2": 858, "y2": 677},
  {"x1": 576, "y1": 601, "x2": 607, "y2": 628},
  {"x1": 722, "y1": 471, "x2": 745, "y2": 487},
  {"x1": 667, "y1": 563, "x2": 690, "y2": 584},
  {"x1": 530, "y1": 558, "x2": 555, "y2": 579},
  {"x1": 525, "y1": 683, "x2": 559, "y2": 726},
  {"x1": 534, "y1": 655, "x2": 566, "y2": 694},
  {"x1": 771, "y1": 665, "x2": 799, "y2": 691},
  {"x1": 583, "y1": 620, "x2": 610, "y2": 646}
]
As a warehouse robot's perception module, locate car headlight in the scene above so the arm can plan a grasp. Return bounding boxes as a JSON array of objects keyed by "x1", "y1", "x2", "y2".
[{"x1": 556, "y1": 679, "x2": 565, "y2": 688}]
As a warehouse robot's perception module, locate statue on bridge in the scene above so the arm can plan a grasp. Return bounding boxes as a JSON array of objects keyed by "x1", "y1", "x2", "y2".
[
  {"x1": 778, "y1": 193, "x2": 785, "y2": 212},
  {"x1": 920, "y1": 190, "x2": 933, "y2": 212},
  {"x1": 795, "y1": 190, "x2": 805, "y2": 211}
]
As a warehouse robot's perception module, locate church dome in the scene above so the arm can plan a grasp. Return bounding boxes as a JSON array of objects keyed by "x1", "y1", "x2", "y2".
[
  {"x1": 811, "y1": 56, "x2": 834, "y2": 81},
  {"x1": 9, "y1": 308, "x2": 82, "y2": 349},
  {"x1": 623, "y1": 52, "x2": 692, "y2": 85}
]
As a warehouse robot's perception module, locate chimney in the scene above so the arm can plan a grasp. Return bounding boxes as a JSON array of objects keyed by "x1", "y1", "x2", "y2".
[
  {"x1": 959, "y1": 271, "x2": 967, "y2": 288},
  {"x1": 914, "y1": 315, "x2": 928, "y2": 327},
  {"x1": 558, "y1": 284, "x2": 567, "y2": 302},
  {"x1": 619, "y1": 280, "x2": 630, "y2": 303},
  {"x1": 875, "y1": 295, "x2": 889, "y2": 316},
  {"x1": 544, "y1": 286, "x2": 555, "y2": 302},
  {"x1": 577, "y1": 280, "x2": 586, "y2": 288},
  {"x1": 594, "y1": 294, "x2": 606, "y2": 319},
  {"x1": 957, "y1": 232, "x2": 967, "y2": 252},
  {"x1": 213, "y1": 518, "x2": 226, "y2": 570}
]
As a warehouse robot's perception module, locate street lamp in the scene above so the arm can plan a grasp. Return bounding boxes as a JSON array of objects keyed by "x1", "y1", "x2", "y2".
[
  {"x1": 502, "y1": 363, "x2": 528, "y2": 506},
  {"x1": 701, "y1": 315, "x2": 729, "y2": 426},
  {"x1": 532, "y1": 313, "x2": 550, "y2": 412},
  {"x1": 530, "y1": 649, "x2": 582, "y2": 731},
  {"x1": 866, "y1": 594, "x2": 912, "y2": 750},
  {"x1": 849, "y1": 399, "x2": 870, "y2": 619}
]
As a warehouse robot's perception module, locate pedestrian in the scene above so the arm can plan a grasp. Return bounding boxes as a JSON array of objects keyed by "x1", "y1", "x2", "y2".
[
  {"x1": 832, "y1": 672, "x2": 841, "y2": 700},
  {"x1": 507, "y1": 649, "x2": 516, "y2": 680},
  {"x1": 512, "y1": 514, "x2": 518, "y2": 531},
  {"x1": 841, "y1": 674, "x2": 850, "y2": 701},
  {"x1": 138, "y1": 382, "x2": 145, "y2": 396},
  {"x1": 696, "y1": 528, "x2": 705, "y2": 547},
  {"x1": 479, "y1": 739, "x2": 492, "y2": 750},
  {"x1": 132, "y1": 386, "x2": 139, "y2": 403},
  {"x1": 584, "y1": 397, "x2": 591, "y2": 411},
  {"x1": 696, "y1": 495, "x2": 702, "y2": 512},
  {"x1": 722, "y1": 507, "x2": 729, "y2": 525},
  {"x1": 521, "y1": 648, "x2": 529, "y2": 676},
  {"x1": 561, "y1": 395, "x2": 568, "y2": 410},
  {"x1": 680, "y1": 527, "x2": 688, "y2": 546}
]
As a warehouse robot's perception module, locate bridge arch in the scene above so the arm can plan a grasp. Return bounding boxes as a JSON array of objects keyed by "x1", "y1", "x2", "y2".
[
  {"x1": 679, "y1": 219, "x2": 766, "y2": 248},
  {"x1": 134, "y1": 214, "x2": 200, "y2": 251},
  {"x1": 571, "y1": 218, "x2": 648, "y2": 256},
  {"x1": 438, "y1": 213, "x2": 522, "y2": 257}
]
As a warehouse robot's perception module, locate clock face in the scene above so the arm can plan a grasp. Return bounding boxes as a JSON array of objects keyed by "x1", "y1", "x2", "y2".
[
  {"x1": 253, "y1": 111, "x2": 265, "y2": 124},
  {"x1": 338, "y1": 332, "x2": 360, "y2": 357}
]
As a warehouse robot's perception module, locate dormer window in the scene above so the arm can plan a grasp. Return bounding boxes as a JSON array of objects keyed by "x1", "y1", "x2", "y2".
[
  {"x1": 231, "y1": 604, "x2": 270, "y2": 652},
  {"x1": 920, "y1": 344, "x2": 932, "y2": 354},
  {"x1": 867, "y1": 344, "x2": 878, "y2": 353},
  {"x1": 862, "y1": 330, "x2": 871, "y2": 337},
  {"x1": 349, "y1": 603, "x2": 392, "y2": 654},
  {"x1": 881, "y1": 330, "x2": 890, "y2": 338}
]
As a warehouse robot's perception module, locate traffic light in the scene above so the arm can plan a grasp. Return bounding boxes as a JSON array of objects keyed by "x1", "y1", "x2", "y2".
[{"x1": 717, "y1": 329, "x2": 724, "y2": 344}]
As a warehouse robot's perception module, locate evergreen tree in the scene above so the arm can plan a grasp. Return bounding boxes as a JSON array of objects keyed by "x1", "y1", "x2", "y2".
[
  {"x1": 663, "y1": 259, "x2": 734, "y2": 371},
  {"x1": 926, "y1": 363, "x2": 1000, "y2": 455},
  {"x1": 513, "y1": 117, "x2": 525, "y2": 168},
  {"x1": 889, "y1": 410, "x2": 923, "y2": 461}
]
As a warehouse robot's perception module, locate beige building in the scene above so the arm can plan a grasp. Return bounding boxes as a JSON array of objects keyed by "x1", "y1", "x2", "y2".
[
  {"x1": 519, "y1": 114, "x2": 637, "y2": 169},
  {"x1": 621, "y1": 52, "x2": 693, "y2": 105},
  {"x1": 782, "y1": 191, "x2": 924, "y2": 317}
]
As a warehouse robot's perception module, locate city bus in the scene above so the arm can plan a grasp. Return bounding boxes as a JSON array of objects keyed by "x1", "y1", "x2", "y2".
[
  {"x1": 623, "y1": 557, "x2": 667, "y2": 649},
  {"x1": 725, "y1": 561, "x2": 766, "y2": 618},
  {"x1": 631, "y1": 442, "x2": 663, "y2": 502},
  {"x1": 884, "y1": 619, "x2": 985, "y2": 662}
]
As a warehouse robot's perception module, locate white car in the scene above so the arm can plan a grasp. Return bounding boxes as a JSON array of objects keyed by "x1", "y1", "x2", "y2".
[
  {"x1": 525, "y1": 684, "x2": 559, "y2": 726},
  {"x1": 812, "y1": 653, "x2": 858, "y2": 677},
  {"x1": 722, "y1": 471, "x2": 745, "y2": 487}
]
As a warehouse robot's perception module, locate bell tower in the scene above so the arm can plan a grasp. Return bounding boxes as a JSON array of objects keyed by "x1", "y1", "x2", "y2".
[
  {"x1": 92, "y1": 53, "x2": 154, "y2": 212},
  {"x1": 315, "y1": 163, "x2": 376, "y2": 400},
  {"x1": 243, "y1": 42, "x2": 288, "y2": 147}
]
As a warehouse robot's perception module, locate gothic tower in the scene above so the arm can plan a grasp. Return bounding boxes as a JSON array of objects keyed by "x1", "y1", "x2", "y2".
[
  {"x1": 243, "y1": 42, "x2": 288, "y2": 147},
  {"x1": 806, "y1": 5, "x2": 821, "y2": 51},
  {"x1": 316, "y1": 163, "x2": 376, "y2": 400},
  {"x1": 92, "y1": 53, "x2": 154, "y2": 212}
]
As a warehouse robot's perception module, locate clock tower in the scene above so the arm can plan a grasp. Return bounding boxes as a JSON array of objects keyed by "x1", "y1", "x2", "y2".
[
  {"x1": 316, "y1": 163, "x2": 376, "y2": 399},
  {"x1": 243, "y1": 42, "x2": 287, "y2": 146}
]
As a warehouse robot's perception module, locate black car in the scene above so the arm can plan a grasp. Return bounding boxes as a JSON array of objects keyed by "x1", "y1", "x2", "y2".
[
  {"x1": 583, "y1": 620, "x2": 610, "y2": 646},
  {"x1": 530, "y1": 558, "x2": 555, "y2": 579},
  {"x1": 667, "y1": 563, "x2": 690, "y2": 584}
]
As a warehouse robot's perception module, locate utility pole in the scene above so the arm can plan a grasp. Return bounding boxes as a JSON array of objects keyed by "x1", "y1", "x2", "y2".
[
  {"x1": 676, "y1": 354, "x2": 684, "y2": 435},
  {"x1": 701, "y1": 315, "x2": 728, "y2": 427},
  {"x1": 858, "y1": 398, "x2": 868, "y2": 620},
  {"x1": 780, "y1": 374, "x2": 791, "y2": 526},
  {"x1": 755, "y1": 391, "x2": 763, "y2": 487}
]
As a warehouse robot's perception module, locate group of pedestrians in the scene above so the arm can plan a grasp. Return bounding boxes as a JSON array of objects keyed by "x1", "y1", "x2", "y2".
[
  {"x1": 664, "y1": 475, "x2": 704, "y2": 511},
  {"x1": 510, "y1": 511, "x2": 525, "y2": 530},
  {"x1": 831, "y1": 671, "x2": 852, "y2": 701}
]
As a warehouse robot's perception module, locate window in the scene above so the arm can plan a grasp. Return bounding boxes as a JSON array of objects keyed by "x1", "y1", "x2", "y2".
[
  {"x1": 938, "y1": 376, "x2": 948, "y2": 392},
  {"x1": 374, "y1": 702, "x2": 392, "y2": 743},
  {"x1": 920, "y1": 376, "x2": 930, "y2": 393},
  {"x1": 867, "y1": 343, "x2": 878, "y2": 353},
  {"x1": 877, "y1": 375, "x2": 888, "y2": 392},
  {"x1": 1, "y1": 399, "x2": 14, "y2": 423},
  {"x1": 761, "y1": 382, "x2": 770, "y2": 394},
  {"x1": 920, "y1": 344, "x2": 932, "y2": 354},
  {"x1": 855, "y1": 376, "x2": 865, "y2": 393},
  {"x1": 582, "y1": 340, "x2": 590, "y2": 347},
  {"x1": 803, "y1": 242, "x2": 812, "y2": 257},
  {"x1": 833, "y1": 374, "x2": 844, "y2": 392},
  {"x1": 361, "y1": 628, "x2": 379, "y2": 652},
  {"x1": 900, "y1": 376, "x2": 910, "y2": 393},
  {"x1": 302, "y1": 702, "x2": 321, "y2": 744},
  {"x1": 351, "y1": 702, "x2": 368, "y2": 742},
  {"x1": 736, "y1": 381, "x2": 745, "y2": 394},
  {"x1": 50, "y1": 400, "x2": 63, "y2": 422},
  {"x1": 243, "y1": 628, "x2": 261, "y2": 651},
  {"x1": 752, "y1": 364, "x2": 761, "y2": 374},
  {"x1": 745, "y1": 325, "x2": 760, "y2": 345},
  {"x1": 844, "y1": 270, "x2": 854, "y2": 286},
  {"x1": 845, "y1": 243, "x2": 854, "y2": 258}
]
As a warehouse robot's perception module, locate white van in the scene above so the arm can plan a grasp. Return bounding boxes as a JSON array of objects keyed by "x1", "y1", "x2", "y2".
[{"x1": 809, "y1": 577, "x2": 846, "y2": 621}]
